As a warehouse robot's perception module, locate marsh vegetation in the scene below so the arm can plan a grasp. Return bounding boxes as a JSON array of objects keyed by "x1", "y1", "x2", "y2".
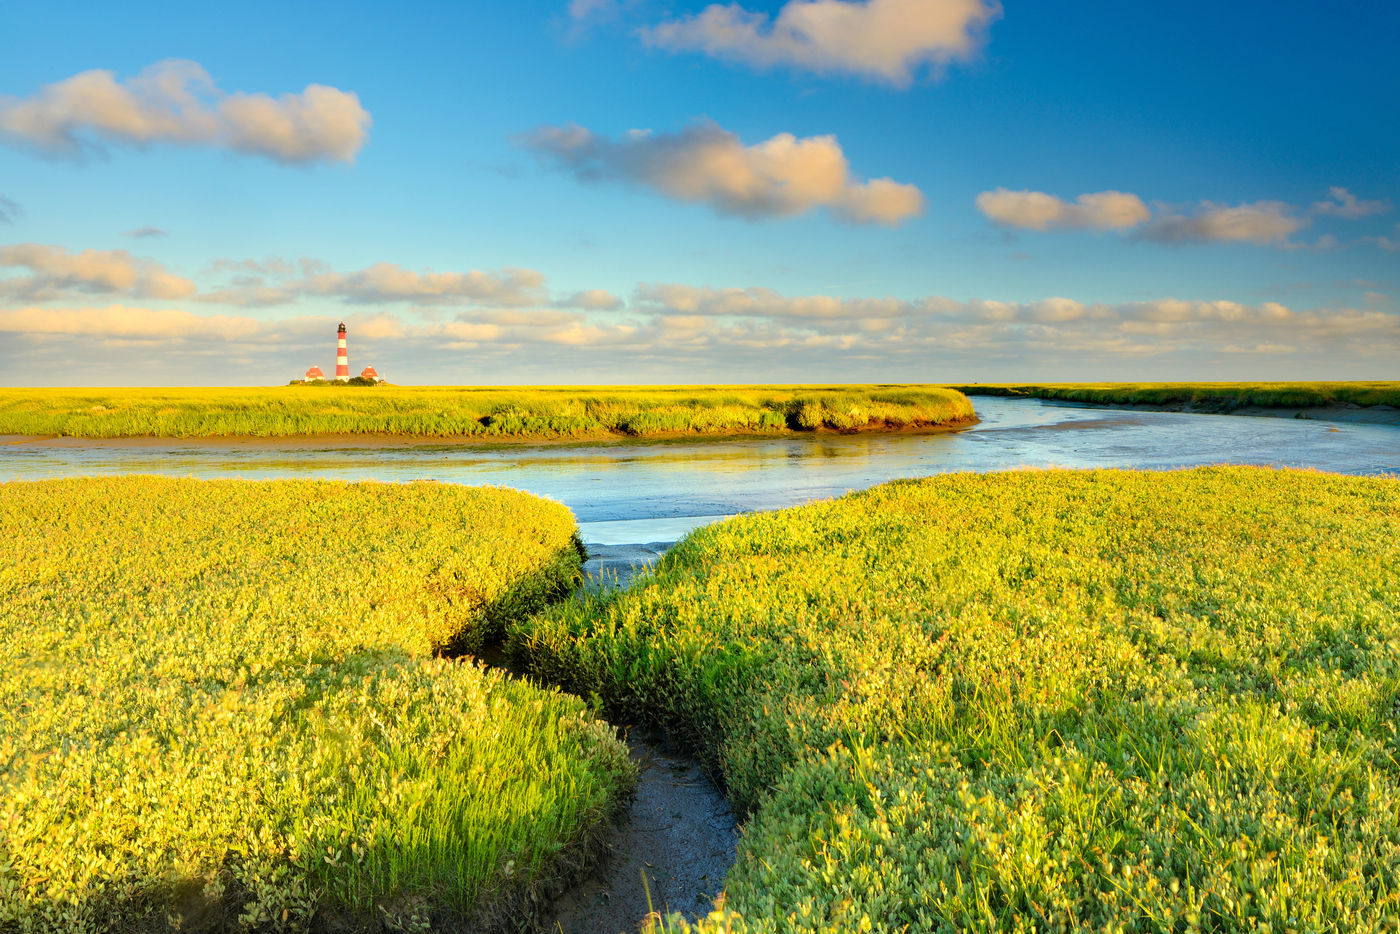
[
  {"x1": 517, "y1": 467, "x2": 1400, "y2": 932},
  {"x1": 0, "y1": 477, "x2": 634, "y2": 932},
  {"x1": 954, "y1": 381, "x2": 1400, "y2": 412},
  {"x1": 0, "y1": 386, "x2": 974, "y2": 440},
  {"x1": 7, "y1": 461, "x2": 1400, "y2": 932}
]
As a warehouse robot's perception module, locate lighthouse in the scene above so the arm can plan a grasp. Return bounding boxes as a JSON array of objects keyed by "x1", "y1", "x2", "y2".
[{"x1": 335, "y1": 323, "x2": 349, "y2": 381}]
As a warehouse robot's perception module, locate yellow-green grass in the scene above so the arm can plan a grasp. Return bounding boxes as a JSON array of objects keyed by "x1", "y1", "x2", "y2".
[
  {"x1": 952, "y1": 381, "x2": 1400, "y2": 410},
  {"x1": 0, "y1": 385, "x2": 974, "y2": 440},
  {"x1": 513, "y1": 467, "x2": 1400, "y2": 932},
  {"x1": 0, "y1": 477, "x2": 635, "y2": 933}
]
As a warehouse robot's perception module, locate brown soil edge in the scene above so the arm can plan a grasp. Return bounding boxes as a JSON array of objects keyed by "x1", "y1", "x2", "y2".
[{"x1": 0, "y1": 415, "x2": 979, "y2": 449}]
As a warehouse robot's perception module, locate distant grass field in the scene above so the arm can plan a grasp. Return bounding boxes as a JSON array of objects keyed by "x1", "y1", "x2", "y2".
[
  {"x1": 0, "y1": 477, "x2": 634, "y2": 933},
  {"x1": 0, "y1": 386, "x2": 974, "y2": 440},
  {"x1": 513, "y1": 467, "x2": 1400, "y2": 932},
  {"x1": 952, "y1": 381, "x2": 1400, "y2": 410}
]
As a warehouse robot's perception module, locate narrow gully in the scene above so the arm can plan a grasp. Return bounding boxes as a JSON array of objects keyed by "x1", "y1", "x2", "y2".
[{"x1": 478, "y1": 542, "x2": 739, "y2": 934}]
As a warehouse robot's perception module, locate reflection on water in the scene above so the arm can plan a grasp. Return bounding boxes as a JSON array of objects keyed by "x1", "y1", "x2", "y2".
[{"x1": 3, "y1": 397, "x2": 1397, "y2": 544}]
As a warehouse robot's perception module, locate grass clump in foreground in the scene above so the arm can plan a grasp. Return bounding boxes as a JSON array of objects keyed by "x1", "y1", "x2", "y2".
[
  {"x1": 0, "y1": 385, "x2": 974, "y2": 439},
  {"x1": 952, "y1": 380, "x2": 1400, "y2": 410},
  {"x1": 513, "y1": 467, "x2": 1400, "y2": 932},
  {"x1": 0, "y1": 477, "x2": 635, "y2": 933}
]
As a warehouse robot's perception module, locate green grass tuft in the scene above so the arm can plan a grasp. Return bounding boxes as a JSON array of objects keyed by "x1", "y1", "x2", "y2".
[{"x1": 0, "y1": 477, "x2": 635, "y2": 933}]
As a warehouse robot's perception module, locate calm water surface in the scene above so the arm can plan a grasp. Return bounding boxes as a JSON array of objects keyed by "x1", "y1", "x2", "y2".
[{"x1": 3, "y1": 397, "x2": 1397, "y2": 544}]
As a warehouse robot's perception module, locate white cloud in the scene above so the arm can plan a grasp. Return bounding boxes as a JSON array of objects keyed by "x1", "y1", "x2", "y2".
[
  {"x1": 975, "y1": 188, "x2": 1150, "y2": 231},
  {"x1": 1311, "y1": 186, "x2": 1390, "y2": 219},
  {"x1": 200, "y1": 260, "x2": 549, "y2": 307},
  {"x1": 642, "y1": 0, "x2": 1000, "y2": 85},
  {"x1": 560, "y1": 288, "x2": 625, "y2": 310},
  {"x1": 1141, "y1": 201, "x2": 1307, "y2": 246},
  {"x1": 0, "y1": 243, "x2": 196, "y2": 300},
  {"x1": 0, "y1": 195, "x2": 21, "y2": 224},
  {"x1": 0, "y1": 305, "x2": 259, "y2": 340},
  {"x1": 0, "y1": 59, "x2": 370, "y2": 164},
  {"x1": 520, "y1": 120, "x2": 924, "y2": 225},
  {"x1": 123, "y1": 226, "x2": 167, "y2": 239},
  {"x1": 975, "y1": 187, "x2": 1400, "y2": 248},
  {"x1": 302, "y1": 263, "x2": 546, "y2": 306}
]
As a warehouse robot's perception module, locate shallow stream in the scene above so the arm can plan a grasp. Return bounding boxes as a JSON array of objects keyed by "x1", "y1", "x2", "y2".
[{"x1": 4, "y1": 397, "x2": 1397, "y2": 545}]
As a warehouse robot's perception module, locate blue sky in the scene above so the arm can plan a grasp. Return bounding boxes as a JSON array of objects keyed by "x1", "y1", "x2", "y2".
[{"x1": 1, "y1": 0, "x2": 1396, "y2": 384}]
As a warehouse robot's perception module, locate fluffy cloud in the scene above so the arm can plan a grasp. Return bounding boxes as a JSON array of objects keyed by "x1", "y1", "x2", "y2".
[
  {"x1": 302, "y1": 264, "x2": 546, "y2": 306},
  {"x1": 0, "y1": 305, "x2": 260, "y2": 340},
  {"x1": 1312, "y1": 186, "x2": 1390, "y2": 219},
  {"x1": 199, "y1": 260, "x2": 549, "y2": 308},
  {"x1": 975, "y1": 188, "x2": 1150, "y2": 231},
  {"x1": 520, "y1": 120, "x2": 924, "y2": 225},
  {"x1": 0, "y1": 195, "x2": 21, "y2": 224},
  {"x1": 0, "y1": 59, "x2": 370, "y2": 164},
  {"x1": 0, "y1": 244, "x2": 196, "y2": 301},
  {"x1": 1140, "y1": 201, "x2": 1306, "y2": 246},
  {"x1": 560, "y1": 288, "x2": 625, "y2": 310},
  {"x1": 976, "y1": 189, "x2": 1324, "y2": 247},
  {"x1": 642, "y1": 0, "x2": 1000, "y2": 85}
]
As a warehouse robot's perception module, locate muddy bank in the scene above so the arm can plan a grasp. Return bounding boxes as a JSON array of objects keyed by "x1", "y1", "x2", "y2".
[
  {"x1": 542, "y1": 729, "x2": 736, "y2": 934},
  {"x1": 581, "y1": 542, "x2": 675, "y2": 590},
  {"x1": 0, "y1": 419, "x2": 976, "y2": 450},
  {"x1": 486, "y1": 540, "x2": 738, "y2": 934}
]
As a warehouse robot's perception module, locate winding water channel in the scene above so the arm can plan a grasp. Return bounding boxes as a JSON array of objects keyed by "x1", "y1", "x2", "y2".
[{"x1": 4, "y1": 397, "x2": 1397, "y2": 545}]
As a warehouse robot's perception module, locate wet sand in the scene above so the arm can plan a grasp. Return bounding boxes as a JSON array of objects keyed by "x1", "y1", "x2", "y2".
[{"x1": 581, "y1": 542, "x2": 675, "y2": 589}]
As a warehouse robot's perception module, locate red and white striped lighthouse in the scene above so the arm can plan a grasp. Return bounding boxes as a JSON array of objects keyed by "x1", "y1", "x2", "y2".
[{"x1": 335, "y1": 323, "x2": 349, "y2": 381}]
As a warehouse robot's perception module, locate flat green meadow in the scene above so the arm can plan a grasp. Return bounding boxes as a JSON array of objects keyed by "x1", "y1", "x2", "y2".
[
  {"x1": 515, "y1": 467, "x2": 1400, "y2": 932},
  {"x1": 0, "y1": 386, "x2": 974, "y2": 440},
  {"x1": 952, "y1": 381, "x2": 1400, "y2": 410},
  {"x1": 0, "y1": 477, "x2": 635, "y2": 932}
]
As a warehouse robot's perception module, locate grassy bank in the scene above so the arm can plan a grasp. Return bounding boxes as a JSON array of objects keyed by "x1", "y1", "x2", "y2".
[
  {"x1": 0, "y1": 386, "x2": 974, "y2": 440},
  {"x1": 952, "y1": 381, "x2": 1400, "y2": 410},
  {"x1": 513, "y1": 467, "x2": 1400, "y2": 931},
  {"x1": 0, "y1": 477, "x2": 635, "y2": 932}
]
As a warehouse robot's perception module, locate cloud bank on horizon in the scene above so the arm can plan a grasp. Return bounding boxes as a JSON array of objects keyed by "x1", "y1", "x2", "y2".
[
  {"x1": 3, "y1": 279, "x2": 1394, "y2": 385},
  {"x1": 2, "y1": 235, "x2": 1395, "y2": 383}
]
